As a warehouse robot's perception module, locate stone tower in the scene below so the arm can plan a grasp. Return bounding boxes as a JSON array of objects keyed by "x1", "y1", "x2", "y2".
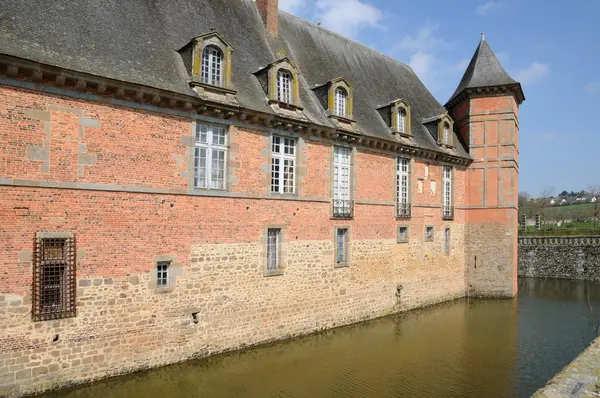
[{"x1": 446, "y1": 34, "x2": 525, "y2": 298}]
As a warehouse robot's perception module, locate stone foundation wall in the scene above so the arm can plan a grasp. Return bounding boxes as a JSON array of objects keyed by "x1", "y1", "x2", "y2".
[
  {"x1": 518, "y1": 236, "x2": 600, "y2": 281},
  {"x1": 0, "y1": 226, "x2": 465, "y2": 397}
]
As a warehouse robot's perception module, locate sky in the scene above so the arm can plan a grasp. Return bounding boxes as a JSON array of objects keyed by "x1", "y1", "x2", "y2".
[{"x1": 279, "y1": 0, "x2": 600, "y2": 197}]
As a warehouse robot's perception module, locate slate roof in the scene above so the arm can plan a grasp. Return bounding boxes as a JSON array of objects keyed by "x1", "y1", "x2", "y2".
[
  {"x1": 0, "y1": 0, "x2": 468, "y2": 157},
  {"x1": 448, "y1": 37, "x2": 523, "y2": 105}
]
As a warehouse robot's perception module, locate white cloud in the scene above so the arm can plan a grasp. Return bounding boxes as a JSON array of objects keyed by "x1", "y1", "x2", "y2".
[
  {"x1": 476, "y1": 1, "x2": 506, "y2": 16},
  {"x1": 514, "y1": 62, "x2": 549, "y2": 85},
  {"x1": 585, "y1": 82, "x2": 600, "y2": 94},
  {"x1": 395, "y1": 20, "x2": 454, "y2": 53},
  {"x1": 409, "y1": 52, "x2": 435, "y2": 85},
  {"x1": 279, "y1": 0, "x2": 307, "y2": 14},
  {"x1": 315, "y1": 0, "x2": 383, "y2": 38}
]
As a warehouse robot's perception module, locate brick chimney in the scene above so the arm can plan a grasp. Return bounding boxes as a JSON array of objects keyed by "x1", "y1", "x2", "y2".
[{"x1": 256, "y1": 0, "x2": 279, "y2": 36}]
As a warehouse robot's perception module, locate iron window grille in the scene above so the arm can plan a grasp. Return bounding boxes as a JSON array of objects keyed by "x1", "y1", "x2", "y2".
[
  {"x1": 267, "y1": 228, "x2": 281, "y2": 271},
  {"x1": 442, "y1": 205, "x2": 455, "y2": 221},
  {"x1": 157, "y1": 261, "x2": 170, "y2": 287},
  {"x1": 397, "y1": 203, "x2": 412, "y2": 218},
  {"x1": 32, "y1": 235, "x2": 76, "y2": 321},
  {"x1": 333, "y1": 199, "x2": 354, "y2": 219}
]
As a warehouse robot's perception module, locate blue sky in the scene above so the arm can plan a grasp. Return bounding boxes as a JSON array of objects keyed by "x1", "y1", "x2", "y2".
[{"x1": 279, "y1": 0, "x2": 600, "y2": 197}]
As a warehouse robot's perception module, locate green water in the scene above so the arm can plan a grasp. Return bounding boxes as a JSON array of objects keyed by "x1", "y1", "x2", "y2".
[{"x1": 43, "y1": 278, "x2": 600, "y2": 398}]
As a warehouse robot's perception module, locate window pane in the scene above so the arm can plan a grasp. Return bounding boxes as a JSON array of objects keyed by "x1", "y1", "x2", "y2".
[
  {"x1": 337, "y1": 229, "x2": 347, "y2": 263},
  {"x1": 267, "y1": 229, "x2": 280, "y2": 271},
  {"x1": 271, "y1": 157, "x2": 280, "y2": 193},
  {"x1": 283, "y1": 159, "x2": 295, "y2": 194},
  {"x1": 195, "y1": 148, "x2": 207, "y2": 188},
  {"x1": 277, "y1": 71, "x2": 292, "y2": 103}
]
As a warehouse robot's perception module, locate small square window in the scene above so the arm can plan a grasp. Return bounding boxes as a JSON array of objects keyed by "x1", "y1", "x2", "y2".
[
  {"x1": 398, "y1": 226, "x2": 409, "y2": 243},
  {"x1": 157, "y1": 261, "x2": 170, "y2": 287},
  {"x1": 425, "y1": 226, "x2": 434, "y2": 242}
]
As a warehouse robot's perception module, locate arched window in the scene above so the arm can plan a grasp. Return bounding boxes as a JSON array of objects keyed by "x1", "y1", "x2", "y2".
[
  {"x1": 277, "y1": 70, "x2": 292, "y2": 103},
  {"x1": 443, "y1": 122, "x2": 450, "y2": 144},
  {"x1": 397, "y1": 108, "x2": 406, "y2": 134},
  {"x1": 201, "y1": 46, "x2": 223, "y2": 86},
  {"x1": 334, "y1": 87, "x2": 347, "y2": 117}
]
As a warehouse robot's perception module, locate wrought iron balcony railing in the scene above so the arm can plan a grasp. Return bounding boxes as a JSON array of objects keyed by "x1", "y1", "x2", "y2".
[
  {"x1": 397, "y1": 202, "x2": 411, "y2": 219},
  {"x1": 332, "y1": 199, "x2": 354, "y2": 219},
  {"x1": 442, "y1": 205, "x2": 454, "y2": 220}
]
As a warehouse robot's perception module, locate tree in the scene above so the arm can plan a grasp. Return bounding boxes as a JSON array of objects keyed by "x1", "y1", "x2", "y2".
[
  {"x1": 588, "y1": 185, "x2": 600, "y2": 230},
  {"x1": 518, "y1": 192, "x2": 531, "y2": 208},
  {"x1": 536, "y1": 186, "x2": 555, "y2": 229},
  {"x1": 559, "y1": 190, "x2": 569, "y2": 197}
]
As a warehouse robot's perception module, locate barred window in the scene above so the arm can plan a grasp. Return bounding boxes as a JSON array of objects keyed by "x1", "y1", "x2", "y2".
[
  {"x1": 336, "y1": 228, "x2": 348, "y2": 265},
  {"x1": 157, "y1": 262, "x2": 170, "y2": 287},
  {"x1": 277, "y1": 70, "x2": 292, "y2": 103},
  {"x1": 194, "y1": 123, "x2": 227, "y2": 190},
  {"x1": 334, "y1": 87, "x2": 347, "y2": 117},
  {"x1": 32, "y1": 235, "x2": 76, "y2": 321},
  {"x1": 271, "y1": 136, "x2": 296, "y2": 194},
  {"x1": 201, "y1": 46, "x2": 223, "y2": 86},
  {"x1": 444, "y1": 228, "x2": 451, "y2": 256},
  {"x1": 425, "y1": 226, "x2": 434, "y2": 242},
  {"x1": 267, "y1": 228, "x2": 281, "y2": 271}
]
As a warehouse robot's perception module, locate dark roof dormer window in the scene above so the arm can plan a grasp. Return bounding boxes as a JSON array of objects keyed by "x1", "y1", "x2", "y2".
[
  {"x1": 178, "y1": 32, "x2": 237, "y2": 104},
  {"x1": 312, "y1": 77, "x2": 356, "y2": 133},
  {"x1": 377, "y1": 99, "x2": 412, "y2": 139},
  {"x1": 255, "y1": 58, "x2": 307, "y2": 122},
  {"x1": 437, "y1": 114, "x2": 454, "y2": 148}
]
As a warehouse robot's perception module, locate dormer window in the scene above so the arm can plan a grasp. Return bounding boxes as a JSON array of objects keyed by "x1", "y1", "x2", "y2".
[
  {"x1": 437, "y1": 115, "x2": 454, "y2": 147},
  {"x1": 277, "y1": 70, "x2": 292, "y2": 103},
  {"x1": 255, "y1": 58, "x2": 301, "y2": 108},
  {"x1": 201, "y1": 46, "x2": 223, "y2": 86},
  {"x1": 397, "y1": 108, "x2": 406, "y2": 134},
  {"x1": 334, "y1": 87, "x2": 348, "y2": 117},
  {"x1": 443, "y1": 122, "x2": 450, "y2": 145},
  {"x1": 179, "y1": 32, "x2": 236, "y2": 103}
]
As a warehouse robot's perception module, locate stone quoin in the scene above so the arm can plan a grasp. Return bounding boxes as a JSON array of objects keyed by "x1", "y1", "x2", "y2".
[{"x1": 0, "y1": 0, "x2": 524, "y2": 396}]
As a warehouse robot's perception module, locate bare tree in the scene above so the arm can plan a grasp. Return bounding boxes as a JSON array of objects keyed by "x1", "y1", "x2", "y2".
[
  {"x1": 537, "y1": 186, "x2": 555, "y2": 230},
  {"x1": 587, "y1": 185, "x2": 600, "y2": 230}
]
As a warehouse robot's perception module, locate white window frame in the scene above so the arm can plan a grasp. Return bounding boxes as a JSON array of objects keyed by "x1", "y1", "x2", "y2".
[
  {"x1": 443, "y1": 123, "x2": 450, "y2": 145},
  {"x1": 194, "y1": 123, "x2": 228, "y2": 190},
  {"x1": 333, "y1": 147, "x2": 351, "y2": 201},
  {"x1": 397, "y1": 108, "x2": 406, "y2": 134},
  {"x1": 277, "y1": 70, "x2": 292, "y2": 103},
  {"x1": 266, "y1": 228, "x2": 281, "y2": 271},
  {"x1": 334, "y1": 87, "x2": 347, "y2": 117},
  {"x1": 157, "y1": 261, "x2": 170, "y2": 287},
  {"x1": 443, "y1": 166, "x2": 453, "y2": 211},
  {"x1": 397, "y1": 157, "x2": 410, "y2": 206},
  {"x1": 271, "y1": 135, "x2": 296, "y2": 194},
  {"x1": 201, "y1": 46, "x2": 223, "y2": 86}
]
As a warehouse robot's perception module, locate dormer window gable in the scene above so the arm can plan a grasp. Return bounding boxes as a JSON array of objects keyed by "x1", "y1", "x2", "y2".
[
  {"x1": 437, "y1": 114, "x2": 455, "y2": 147},
  {"x1": 254, "y1": 58, "x2": 301, "y2": 109},
  {"x1": 376, "y1": 99, "x2": 412, "y2": 139},
  {"x1": 179, "y1": 32, "x2": 235, "y2": 95}
]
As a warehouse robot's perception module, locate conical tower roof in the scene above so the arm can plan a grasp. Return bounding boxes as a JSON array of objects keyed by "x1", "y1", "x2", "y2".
[{"x1": 447, "y1": 34, "x2": 524, "y2": 107}]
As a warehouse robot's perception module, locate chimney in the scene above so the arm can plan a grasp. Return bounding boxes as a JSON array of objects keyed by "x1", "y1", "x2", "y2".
[{"x1": 256, "y1": 0, "x2": 279, "y2": 36}]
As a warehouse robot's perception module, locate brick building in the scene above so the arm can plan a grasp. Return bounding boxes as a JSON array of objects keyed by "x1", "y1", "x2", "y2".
[{"x1": 0, "y1": 0, "x2": 524, "y2": 395}]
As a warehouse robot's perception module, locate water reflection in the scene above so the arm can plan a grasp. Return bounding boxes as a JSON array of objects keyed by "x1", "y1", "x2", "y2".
[{"x1": 43, "y1": 279, "x2": 600, "y2": 398}]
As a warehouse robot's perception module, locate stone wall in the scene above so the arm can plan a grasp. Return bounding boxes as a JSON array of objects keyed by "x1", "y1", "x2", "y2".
[
  {"x1": 0, "y1": 84, "x2": 469, "y2": 397},
  {"x1": 518, "y1": 236, "x2": 600, "y2": 280}
]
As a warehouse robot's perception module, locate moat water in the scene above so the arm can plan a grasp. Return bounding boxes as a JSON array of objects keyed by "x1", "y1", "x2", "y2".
[{"x1": 43, "y1": 278, "x2": 600, "y2": 398}]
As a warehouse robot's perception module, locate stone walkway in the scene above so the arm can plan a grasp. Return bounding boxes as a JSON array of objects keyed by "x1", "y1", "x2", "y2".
[{"x1": 534, "y1": 337, "x2": 600, "y2": 397}]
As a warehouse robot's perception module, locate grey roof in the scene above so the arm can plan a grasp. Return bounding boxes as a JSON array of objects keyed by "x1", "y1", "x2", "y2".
[
  {"x1": 0, "y1": 0, "x2": 468, "y2": 157},
  {"x1": 448, "y1": 37, "x2": 522, "y2": 105}
]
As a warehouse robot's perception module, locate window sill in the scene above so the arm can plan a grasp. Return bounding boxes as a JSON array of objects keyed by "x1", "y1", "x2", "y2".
[
  {"x1": 154, "y1": 286, "x2": 175, "y2": 294},
  {"x1": 264, "y1": 269, "x2": 284, "y2": 277},
  {"x1": 270, "y1": 192, "x2": 298, "y2": 199},
  {"x1": 334, "y1": 263, "x2": 350, "y2": 269},
  {"x1": 193, "y1": 187, "x2": 227, "y2": 192},
  {"x1": 397, "y1": 240, "x2": 409, "y2": 244}
]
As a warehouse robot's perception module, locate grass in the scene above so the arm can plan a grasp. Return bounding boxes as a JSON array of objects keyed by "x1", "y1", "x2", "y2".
[{"x1": 550, "y1": 203, "x2": 597, "y2": 214}]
